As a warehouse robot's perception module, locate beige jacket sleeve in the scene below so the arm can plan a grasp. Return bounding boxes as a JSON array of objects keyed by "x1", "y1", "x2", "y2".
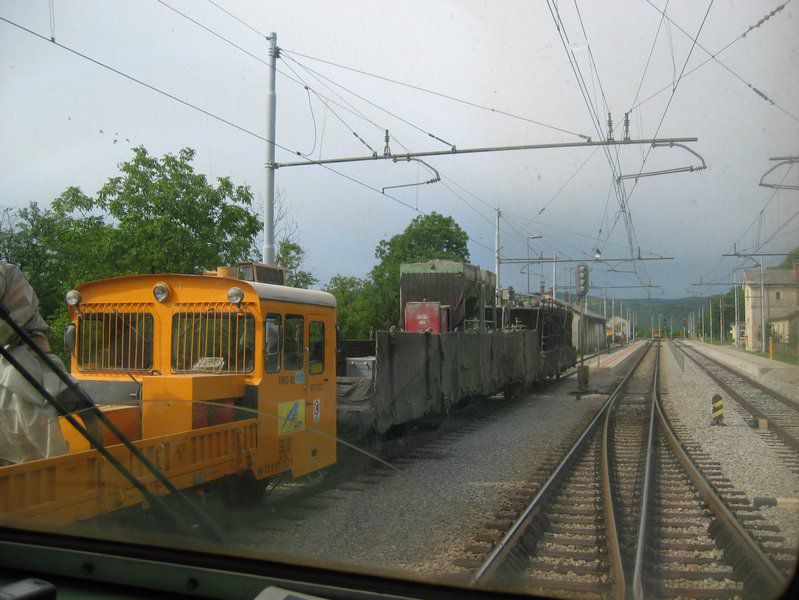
[{"x1": 0, "y1": 263, "x2": 53, "y2": 346}]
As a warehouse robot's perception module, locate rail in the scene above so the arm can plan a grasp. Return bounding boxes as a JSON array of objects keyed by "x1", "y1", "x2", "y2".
[
  {"x1": 630, "y1": 340, "x2": 658, "y2": 600},
  {"x1": 470, "y1": 340, "x2": 653, "y2": 586},
  {"x1": 653, "y1": 357, "x2": 788, "y2": 597},
  {"x1": 673, "y1": 340, "x2": 799, "y2": 453}
]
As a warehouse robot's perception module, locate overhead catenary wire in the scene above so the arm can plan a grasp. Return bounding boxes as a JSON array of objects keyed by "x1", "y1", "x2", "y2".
[
  {"x1": 279, "y1": 48, "x2": 591, "y2": 140},
  {"x1": 695, "y1": 166, "x2": 794, "y2": 293},
  {"x1": 159, "y1": 0, "x2": 433, "y2": 156},
  {"x1": 644, "y1": 0, "x2": 797, "y2": 123},
  {"x1": 547, "y1": 0, "x2": 640, "y2": 279},
  {"x1": 0, "y1": 16, "x2": 435, "y2": 222},
  {"x1": 156, "y1": 0, "x2": 266, "y2": 65},
  {"x1": 280, "y1": 57, "x2": 379, "y2": 156},
  {"x1": 629, "y1": 0, "x2": 792, "y2": 115},
  {"x1": 156, "y1": 0, "x2": 403, "y2": 151},
  {"x1": 206, "y1": 0, "x2": 269, "y2": 39},
  {"x1": 280, "y1": 53, "x2": 410, "y2": 152},
  {"x1": 282, "y1": 52, "x2": 455, "y2": 150},
  {"x1": 601, "y1": 1, "x2": 715, "y2": 278}
]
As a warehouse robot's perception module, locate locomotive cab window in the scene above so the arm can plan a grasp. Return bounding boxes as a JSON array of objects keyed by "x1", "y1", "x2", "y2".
[
  {"x1": 283, "y1": 314, "x2": 304, "y2": 371},
  {"x1": 264, "y1": 313, "x2": 281, "y2": 373},
  {"x1": 309, "y1": 321, "x2": 325, "y2": 375}
]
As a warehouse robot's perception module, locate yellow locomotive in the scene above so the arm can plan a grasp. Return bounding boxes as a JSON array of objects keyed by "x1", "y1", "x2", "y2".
[{"x1": 0, "y1": 264, "x2": 337, "y2": 527}]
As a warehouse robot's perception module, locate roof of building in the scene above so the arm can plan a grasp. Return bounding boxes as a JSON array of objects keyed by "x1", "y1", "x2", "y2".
[
  {"x1": 570, "y1": 302, "x2": 605, "y2": 321},
  {"x1": 743, "y1": 267, "x2": 797, "y2": 286}
]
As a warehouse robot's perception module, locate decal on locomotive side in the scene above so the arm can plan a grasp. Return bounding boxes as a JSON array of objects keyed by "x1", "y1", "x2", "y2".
[
  {"x1": 278, "y1": 399, "x2": 305, "y2": 435},
  {"x1": 312, "y1": 399, "x2": 321, "y2": 423}
]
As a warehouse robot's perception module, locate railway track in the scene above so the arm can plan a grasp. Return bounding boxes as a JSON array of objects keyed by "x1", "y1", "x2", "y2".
[
  {"x1": 672, "y1": 340, "x2": 799, "y2": 473},
  {"x1": 470, "y1": 341, "x2": 790, "y2": 599}
]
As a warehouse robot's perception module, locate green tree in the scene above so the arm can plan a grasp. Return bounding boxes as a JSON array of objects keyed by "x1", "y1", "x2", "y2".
[
  {"x1": 95, "y1": 147, "x2": 261, "y2": 274},
  {"x1": 778, "y1": 246, "x2": 799, "y2": 268},
  {"x1": 276, "y1": 240, "x2": 318, "y2": 289},
  {"x1": 367, "y1": 212, "x2": 469, "y2": 330},
  {"x1": 324, "y1": 275, "x2": 372, "y2": 338},
  {"x1": 1, "y1": 146, "x2": 264, "y2": 353}
]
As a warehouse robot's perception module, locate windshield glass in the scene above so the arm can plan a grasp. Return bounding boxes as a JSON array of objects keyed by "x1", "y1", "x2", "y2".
[{"x1": 1, "y1": 1, "x2": 797, "y2": 598}]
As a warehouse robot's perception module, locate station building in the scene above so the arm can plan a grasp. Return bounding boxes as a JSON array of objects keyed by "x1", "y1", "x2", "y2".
[{"x1": 742, "y1": 262, "x2": 799, "y2": 351}]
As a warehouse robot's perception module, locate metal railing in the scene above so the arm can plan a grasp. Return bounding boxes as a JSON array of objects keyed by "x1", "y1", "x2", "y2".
[
  {"x1": 171, "y1": 303, "x2": 255, "y2": 374},
  {"x1": 77, "y1": 303, "x2": 153, "y2": 371}
]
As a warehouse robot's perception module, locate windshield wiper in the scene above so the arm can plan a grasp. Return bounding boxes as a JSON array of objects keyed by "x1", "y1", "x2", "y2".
[{"x1": 0, "y1": 302, "x2": 225, "y2": 542}]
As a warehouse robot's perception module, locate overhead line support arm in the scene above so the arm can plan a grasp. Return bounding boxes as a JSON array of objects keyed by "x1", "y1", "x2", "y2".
[{"x1": 274, "y1": 137, "x2": 699, "y2": 168}]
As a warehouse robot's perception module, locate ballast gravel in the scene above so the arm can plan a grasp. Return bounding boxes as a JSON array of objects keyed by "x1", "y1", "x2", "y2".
[
  {"x1": 237, "y1": 374, "x2": 609, "y2": 587},
  {"x1": 659, "y1": 343, "x2": 799, "y2": 555}
]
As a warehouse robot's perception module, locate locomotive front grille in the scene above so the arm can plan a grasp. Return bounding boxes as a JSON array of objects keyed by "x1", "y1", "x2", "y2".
[
  {"x1": 171, "y1": 303, "x2": 256, "y2": 374},
  {"x1": 77, "y1": 303, "x2": 154, "y2": 372}
]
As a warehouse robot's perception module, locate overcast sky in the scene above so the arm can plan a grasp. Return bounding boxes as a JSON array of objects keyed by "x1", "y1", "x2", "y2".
[{"x1": 2, "y1": 0, "x2": 797, "y2": 299}]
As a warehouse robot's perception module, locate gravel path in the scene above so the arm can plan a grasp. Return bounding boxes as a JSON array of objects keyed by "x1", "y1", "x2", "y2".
[
  {"x1": 237, "y1": 376, "x2": 609, "y2": 587},
  {"x1": 659, "y1": 341, "x2": 799, "y2": 554}
]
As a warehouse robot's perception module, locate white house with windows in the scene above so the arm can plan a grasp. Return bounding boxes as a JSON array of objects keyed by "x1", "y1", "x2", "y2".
[{"x1": 742, "y1": 263, "x2": 798, "y2": 351}]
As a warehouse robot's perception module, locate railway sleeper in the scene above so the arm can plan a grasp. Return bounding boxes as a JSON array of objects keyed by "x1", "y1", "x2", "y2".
[
  {"x1": 657, "y1": 566, "x2": 737, "y2": 580},
  {"x1": 526, "y1": 559, "x2": 607, "y2": 576},
  {"x1": 523, "y1": 576, "x2": 611, "y2": 593},
  {"x1": 656, "y1": 581, "x2": 744, "y2": 598}
]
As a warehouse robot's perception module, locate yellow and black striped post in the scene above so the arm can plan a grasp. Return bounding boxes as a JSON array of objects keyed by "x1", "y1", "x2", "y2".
[{"x1": 711, "y1": 393, "x2": 724, "y2": 425}]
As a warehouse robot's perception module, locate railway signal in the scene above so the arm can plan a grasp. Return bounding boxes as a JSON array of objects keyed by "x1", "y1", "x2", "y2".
[{"x1": 576, "y1": 263, "x2": 589, "y2": 297}]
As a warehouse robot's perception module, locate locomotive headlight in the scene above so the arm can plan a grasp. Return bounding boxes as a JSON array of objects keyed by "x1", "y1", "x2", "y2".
[
  {"x1": 65, "y1": 289, "x2": 82, "y2": 307},
  {"x1": 227, "y1": 286, "x2": 245, "y2": 305},
  {"x1": 153, "y1": 282, "x2": 170, "y2": 302}
]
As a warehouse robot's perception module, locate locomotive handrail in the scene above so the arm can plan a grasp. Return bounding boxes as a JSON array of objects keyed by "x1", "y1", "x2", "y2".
[{"x1": 0, "y1": 302, "x2": 226, "y2": 542}]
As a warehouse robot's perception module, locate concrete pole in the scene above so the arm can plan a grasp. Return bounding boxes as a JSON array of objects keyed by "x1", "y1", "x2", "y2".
[
  {"x1": 526, "y1": 237, "x2": 530, "y2": 295},
  {"x1": 701, "y1": 305, "x2": 704, "y2": 340},
  {"x1": 552, "y1": 252, "x2": 557, "y2": 301},
  {"x1": 611, "y1": 298, "x2": 615, "y2": 338},
  {"x1": 710, "y1": 300, "x2": 713, "y2": 342},
  {"x1": 263, "y1": 32, "x2": 278, "y2": 264},
  {"x1": 495, "y1": 207, "x2": 501, "y2": 328},
  {"x1": 603, "y1": 289, "x2": 607, "y2": 319},
  {"x1": 734, "y1": 273, "x2": 739, "y2": 348},
  {"x1": 760, "y1": 262, "x2": 767, "y2": 353},
  {"x1": 719, "y1": 294, "x2": 724, "y2": 344}
]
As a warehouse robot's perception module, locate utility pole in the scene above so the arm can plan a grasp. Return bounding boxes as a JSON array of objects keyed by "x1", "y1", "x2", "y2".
[
  {"x1": 603, "y1": 289, "x2": 607, "y2": 319},
  {"x1": 526, "y1": 237, "x2": 530, "y2": 295},
  {"x1": 552, "y1": 252, "x2": 557, "y2": 301},
  {"x1": 734, "y1": 272, "x2": 740, "y2": 348},
  {"x1": 525, "y1": 235, "x2": 542, "y2": 295},
  {"x1": 263, "y1": 32, "x2": 278, "y2": 264},
  {"x1": 719, "y1": 294, "x2": 724, "y2": 344},
  {"x1": 651, "y1": 313, "x2": 654, "y2": 338},
  {"x1": 701, "y1": 305, "x2": 705, "y2": 340},
  {"x1": 611, "y1": 297, "x2": 615, "y2": 339},
  {"x1": 760, "y1": 262, "x2": 767, "y2": 353},
  {"x1": 495, "y1": 208, "x2": 501, "y2": 328},
  {"x1": 709, "y1": 300, "x2": 713, "y2": 342}
]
